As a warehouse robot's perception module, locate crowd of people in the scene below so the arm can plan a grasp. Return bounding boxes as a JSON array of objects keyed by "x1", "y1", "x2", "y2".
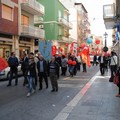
[
  {"x1": 6, "y1": 52, "x2": 87, "y2": 97},
  {"x1": 5, "y1": 50, "x2": 120, "y2": 97}
]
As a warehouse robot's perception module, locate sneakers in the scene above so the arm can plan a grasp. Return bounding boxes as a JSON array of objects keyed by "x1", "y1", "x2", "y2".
[
  {"x1": 51, "y1": 89, "x2": 55, "y2": 92},
  {"x1": 27, "y1": 90, "x2": 35, "y2": 97},
  {"x1": 27, "y1": 92, "x2": 31, "y2": 97}
]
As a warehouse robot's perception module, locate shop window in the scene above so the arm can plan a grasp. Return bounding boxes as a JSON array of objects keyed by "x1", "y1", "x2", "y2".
[
  {"x1": 2, "y1": 4, "x2": 13, "y2": 21},
  {"x1": 34, "y1": 39, "x2": 39, "y2": 46},
  {"x1": 0, "y1": 33, "x2": 12, "y2": 39},
  {"x1": 21, "y1": 15, "x2": 29, "y2": 26},
  {"x1": 64, "y1": 30, "x2": 69, "y2": 38}
]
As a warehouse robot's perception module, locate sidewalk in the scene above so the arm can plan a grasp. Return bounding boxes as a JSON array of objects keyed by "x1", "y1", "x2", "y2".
[{"x1": 54, "y1": 69, "x2": 120, "y2": 120}]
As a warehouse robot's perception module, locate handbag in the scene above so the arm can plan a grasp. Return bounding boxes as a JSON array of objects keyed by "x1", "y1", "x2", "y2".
[{"x1": 113, "y1": 71, "x2": 119, "y2": 85}]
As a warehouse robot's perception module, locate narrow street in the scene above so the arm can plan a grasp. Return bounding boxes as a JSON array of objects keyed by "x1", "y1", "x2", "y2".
[{"x1": 0, "y1": 66, "x2": 99, "y2": 120}]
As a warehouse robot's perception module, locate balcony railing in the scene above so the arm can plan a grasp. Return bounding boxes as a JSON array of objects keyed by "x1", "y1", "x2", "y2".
[
  {"x1": 21, "y1": 25, "x2": 45, "y2": 39},
  {"x1": 34, "y1": 16, "x2": 44, "y2": 24},
  {"x1": 58, "y1": 18, "x2": 72, "y2": 29},
  {"x1": 21, "y1": 0, "x2": 45, "y2": 16},
  {"x1": 57, "y1": 35, "x2": 69, "y2": 43},
  {"x1": 62, "y1": 36, "x2": 69, "y2": 42}
]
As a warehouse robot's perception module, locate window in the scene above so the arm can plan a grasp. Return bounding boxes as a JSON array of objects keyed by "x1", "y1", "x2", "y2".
[
  {"x1": 58, "y1": 10, "x2": 62, "y2": 18},
  {"x1": 59, "y1": 28, "x2": 62, "y2": 35},
  {"x1": 2, "y1": 4, "x2": 13, "y2": 21},
  {"x1": 21, "y1": 15, "x2": 29, "y2": 26}
]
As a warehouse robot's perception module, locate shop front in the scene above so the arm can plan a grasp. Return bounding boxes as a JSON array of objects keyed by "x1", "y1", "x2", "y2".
[
  {"x1": 19, "y1": 37, "x2": 34, "y2": 57},
  {"x1": 0, "y1": 45, "x2": 12, "y2": 60},
  {"x1": 0, "y1": 33, "x2": 14, "y2": 59}
]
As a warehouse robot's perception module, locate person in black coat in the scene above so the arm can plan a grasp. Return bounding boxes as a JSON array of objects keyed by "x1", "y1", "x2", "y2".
[
  {"x1": 37, "y1": 55, "x2": 48, "y2": 90},
  {"x1": 93, "y1": 55, "x2": 97, "y2": 66},
  {"x1": 7, "y1": 52, "x2": 19, "y2": 87},
  {"x1": 98, "y1": 54, "x2": 106, "y2": 75},
  {"x1": 20, "y1": 52, "x2": 29, "y2": 86}
]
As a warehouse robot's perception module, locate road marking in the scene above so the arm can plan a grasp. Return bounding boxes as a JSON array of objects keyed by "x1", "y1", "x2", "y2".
[
  {"x1": 63, "y1": 77, "x2": 70, "y2": 80},
  {"x1": 63, "y1": 77, "x2": 89, "y2": 81},
  {"x1": 53, "y1": 71, "x2": 100, "y2": 120},
  {"x1": 59, "y1": 84, "x2": 84, "y2": 88}
]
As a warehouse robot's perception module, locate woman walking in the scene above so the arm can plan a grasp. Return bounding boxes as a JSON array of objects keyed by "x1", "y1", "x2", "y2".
[{"x1": 27, "y1": 54, "x2": 36, "y2": 97}]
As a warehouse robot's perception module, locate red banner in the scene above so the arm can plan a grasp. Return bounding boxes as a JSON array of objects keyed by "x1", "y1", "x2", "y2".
[
  {"x1": 81, "y1": 47, "x2": 91, "y2": 67},
  {"x1": 0, "y1": 57, "x2": 8, "y2": 71}
]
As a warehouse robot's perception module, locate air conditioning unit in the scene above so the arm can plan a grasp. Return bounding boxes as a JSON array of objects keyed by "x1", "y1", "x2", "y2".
[{"x1": 39, "y1": 25, "x2": 44, "y2": 29}]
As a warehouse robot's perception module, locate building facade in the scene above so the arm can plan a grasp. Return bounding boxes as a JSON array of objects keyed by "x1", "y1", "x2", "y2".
[
  {"x1": 0, "y1": 0, "x2": 19, "y2": 59},
  {"x1": 0, "y1": 0, "x2": 45, "y2": 59},
  {"x1": 38, "y1": 0, "x2": 72, "y2": 55},
  {"x1": 103, "y1": 0, "x2": 120, "y2": 56},
  {"x1": 74, "y1": 3, "x2": 90, "y2": 46},
  {"x1": 19, "y1": 0, "x2": 45, "y2": 56},
  {"x1": 59, "y1": 1, "x2": 91, "y2": 55}
]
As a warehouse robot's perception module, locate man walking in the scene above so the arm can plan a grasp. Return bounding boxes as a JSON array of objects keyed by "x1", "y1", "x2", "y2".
[
  {"x1": 20, "y1": 52, "x2": 29, "y2": 86},
  {"x1": 98, "y1": 53, "x2": 106, "y2": 75},
  {"x1": 7, "y1": 52, "x2": 19, "y2": 86},
  {"x1": 37, "y1": 55, "x2": 48, "y2": 90},
  {"x1": 48, "y1": 56, "x2": 60, "y2": 92}
]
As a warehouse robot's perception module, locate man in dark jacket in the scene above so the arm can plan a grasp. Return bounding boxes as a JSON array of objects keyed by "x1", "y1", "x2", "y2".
[
  {"x1": 37, "y1": 55, "x2": 48, "y2": 90},
  {"x1": 98, "y1": 54, "x2": 106, "y2": 75},
  {"x1": 20, "y1": 52, "x2": 29, "y2": 86},
  {"x1": 48, "y1": 56, "x2": 60, "y2": 92},
  {"x1": 7, "y1": 52, "x2": 19, "y2": 86},
  {"x1": 93, "y1": 55, "x2": 97, "y2": 66}
]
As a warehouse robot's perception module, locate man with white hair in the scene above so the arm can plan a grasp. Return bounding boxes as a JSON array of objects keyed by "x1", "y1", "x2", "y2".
[
  {"x1": 37, "y1": 55, "x2": 48, "y2": 90},
  {"x1": 48, "y1": 56, "x2": 60, "y2": 92}
]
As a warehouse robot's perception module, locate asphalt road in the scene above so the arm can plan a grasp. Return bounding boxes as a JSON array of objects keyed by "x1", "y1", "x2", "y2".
[{"x1": 0, "y1": 65, "x2": 99, "y2": 120}]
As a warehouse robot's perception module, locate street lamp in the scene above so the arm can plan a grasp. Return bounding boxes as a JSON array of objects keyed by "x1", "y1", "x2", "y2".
[{"x1": 103, "y1": 32, "x2": 108, "y2": 52}]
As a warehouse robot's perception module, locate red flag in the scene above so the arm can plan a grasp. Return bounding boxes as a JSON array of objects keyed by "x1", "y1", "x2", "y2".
[
  {"x1": 0, "y1": 57, "x2": 8, "y2": 72},
  {"x1": 52, "y1": 46, "x2": 57, "y2": 56},
  {"x1": 81, "y1": 47, "x2": 91, "y2": 67}
]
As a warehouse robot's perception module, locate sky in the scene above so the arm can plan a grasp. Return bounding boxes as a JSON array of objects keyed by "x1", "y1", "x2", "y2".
[{"x1": 76, "y1": 0, "x2": 114, "y2": 47}]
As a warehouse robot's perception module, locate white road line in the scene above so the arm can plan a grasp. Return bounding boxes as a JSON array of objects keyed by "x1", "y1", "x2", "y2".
[
  {"x1": 63, "y1": 77, "x2": 70, "y2": 80},
  {"x1": 53, "y1": 71, "x2": 100, "y2": 120}
]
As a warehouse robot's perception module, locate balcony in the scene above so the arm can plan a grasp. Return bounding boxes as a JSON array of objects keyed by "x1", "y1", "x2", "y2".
[
  {"x1": 57, "y1": 35, "x2": 69, "y2": 43},
  {"x1": 21, "y1": 0, "x2": 45, "y2": 16},
  {"x1": 34, "y1": 16, "x2": 44, "y2": 24},
  {"x1": 58, "y1": 18, "x2": 72, "y2": 29},
  {"x1": 21, "y1": 25, "x2": 45, "y2": 39},
  {"x1": 103, "y1": 4, "x2": 116, "y2": 29}
]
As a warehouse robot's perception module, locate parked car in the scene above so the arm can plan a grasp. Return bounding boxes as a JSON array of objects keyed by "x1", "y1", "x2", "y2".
[{"x1": 0, "y1": 65, "x2": 22, "y2": 80}]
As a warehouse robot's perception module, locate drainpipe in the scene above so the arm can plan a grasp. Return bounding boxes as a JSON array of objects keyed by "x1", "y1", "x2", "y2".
[{"x1": 118, "y1": 34, "x2": 120, "y2": 66}]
